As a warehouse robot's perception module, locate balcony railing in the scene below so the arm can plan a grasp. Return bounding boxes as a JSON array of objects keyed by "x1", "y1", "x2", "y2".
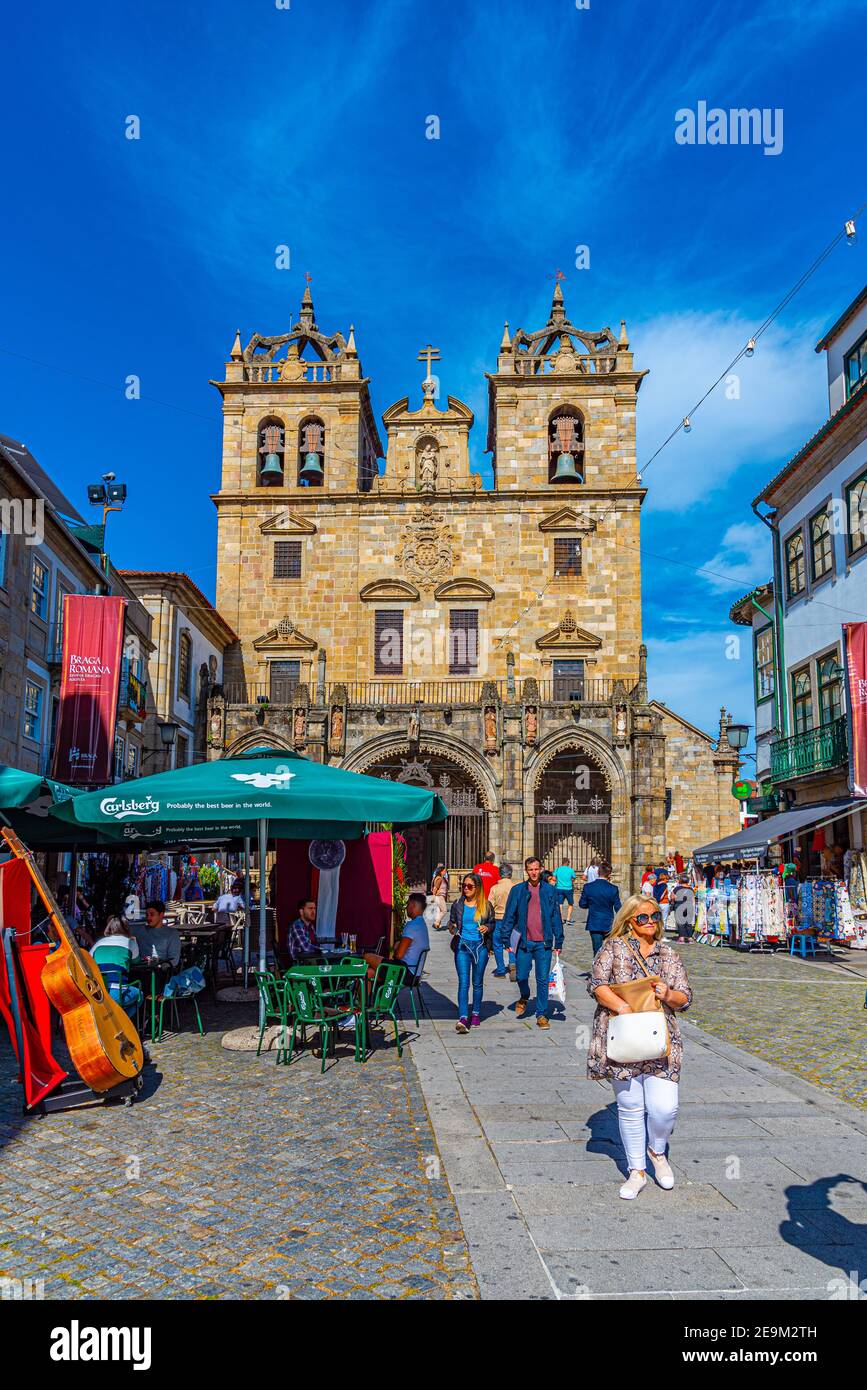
[
  {"x1": 221, "y1": 676, "x2": 628, "y2": 708},
  {"x1": 243, "y1": 360, "x2": 343, "y2": 384},
  {"x1": 513, "y1": 353, "x2": 616, "y2": 376},
  {"x1": 117, "y1": 658, "x2": 148, "y2": 722},
  {"x1": 769, "y1": 715, "x2": 848, "y2": 783}
]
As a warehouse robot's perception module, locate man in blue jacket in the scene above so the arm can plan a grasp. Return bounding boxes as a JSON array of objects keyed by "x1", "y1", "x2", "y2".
[
  {"x1": 578, "y1": 862, "x2": 621, "y2": 957},
  {"x1": 499, "y1": 856, "x2": 564, "y2": 1029}
]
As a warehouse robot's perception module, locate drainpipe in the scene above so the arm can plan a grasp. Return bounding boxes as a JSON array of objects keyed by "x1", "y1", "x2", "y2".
[{"x1": 751, "y1": 499, "x2": 788, "y2": 739}]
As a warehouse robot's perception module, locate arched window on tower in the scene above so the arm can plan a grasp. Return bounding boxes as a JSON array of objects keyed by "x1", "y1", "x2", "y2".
[
  {"x1": 548, "y1": 406, "x2": 584, "y2": 484},
  {"x1": 298, "y1": 416, "x2": 325, "y2": 487},
  {"x1": 257, "y1": 417, "x2": 285, "y2": 486}
]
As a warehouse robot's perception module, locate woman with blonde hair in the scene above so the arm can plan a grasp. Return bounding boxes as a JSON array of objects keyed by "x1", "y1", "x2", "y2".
[
  {"x1": 587, "y1": 892, "x2": 692, "y2": 1200},
  {"x1": 447, "y1": 871, "x2": 495, "y2": 1033}
]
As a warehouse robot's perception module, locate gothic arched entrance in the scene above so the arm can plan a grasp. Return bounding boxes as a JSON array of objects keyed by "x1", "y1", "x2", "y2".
[
  {"x1": 363, "y1": 751, "x2": 491, "y2": 888},
  {"x1": 534, "y1": 747, "x2": 611, "y2": 870}
]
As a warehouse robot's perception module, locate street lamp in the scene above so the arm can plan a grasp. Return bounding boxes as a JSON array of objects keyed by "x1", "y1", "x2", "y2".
[
  {"x1": 86, "y1": 472, "x2": 127, "y2": 566},
  {"x1": 727, "y1": 722, "x2": 751, "y2": 751},
  {"x1": 158, "y1": 721, "x2": 180, "y2": 750}
]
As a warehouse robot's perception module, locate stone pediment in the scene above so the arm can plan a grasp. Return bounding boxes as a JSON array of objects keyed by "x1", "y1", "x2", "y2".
[
  {"x1": 538, "y1": 507, "x2": 597, "y2": 534},
  {"x1": 359, "y1": 579, "x2": 420, "y2": 602},
  {"x1": 536, "y1": 610, "x2": 602, "y2": 650},
  {"x1": 382, "y1": 395, "x2": 474, "y2": 427},
  {"x1": 253, "y1": 618, "x2": 317, "y2": 652},
  {"x1": 434, "y1": 577, "x2": 495, "y2": 602},
  {"x1": 259, "y1": 511, "x2": 318, "y2": 536}
]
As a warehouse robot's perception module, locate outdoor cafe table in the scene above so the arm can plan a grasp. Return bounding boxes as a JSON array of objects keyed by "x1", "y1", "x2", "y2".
[
  {"x1": 283, "y1": 959, "x2": 369, "y2": 1061},
  {"x1": 128, "y1": 958, "x2": 173, "y2": 1040}
]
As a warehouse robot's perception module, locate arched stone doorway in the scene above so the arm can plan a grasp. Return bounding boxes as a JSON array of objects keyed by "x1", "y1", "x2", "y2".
[
  {"x1": 361, "y1": 750, "x2": 491, "y2": 888},
  {"x1": 532, "y1": 746, "x2": 612, "y2": 870}
]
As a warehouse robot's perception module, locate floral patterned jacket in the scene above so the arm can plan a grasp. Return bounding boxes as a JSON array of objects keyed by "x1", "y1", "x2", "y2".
[{"x1": 586, "y1": 936, "x2": 693, "y2": 1083}]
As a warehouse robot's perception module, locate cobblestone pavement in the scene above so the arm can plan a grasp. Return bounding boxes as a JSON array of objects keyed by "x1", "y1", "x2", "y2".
[
  {"x1": 560, "y1": 917, "x2": 867, "y2": 1109},
  {"x1": 0, "y1": 1001, "x2": 477, "y2": 1301}
]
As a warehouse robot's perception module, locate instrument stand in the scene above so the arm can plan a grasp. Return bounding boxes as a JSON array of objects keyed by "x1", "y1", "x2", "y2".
[{"x1": 33, "y1": 1073, "x2": 143, "y2": 1116}]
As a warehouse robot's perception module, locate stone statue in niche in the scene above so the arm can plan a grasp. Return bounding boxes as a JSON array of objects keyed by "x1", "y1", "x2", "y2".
[
  {"x1": 208, "y1": 708, "x2": 224, "y2": 749},
  {"x1": 615, "y1": 704, "x2": 628, "y2": 739},
  {"x1": 484, "y1": 706, "x2": 497, "y2": 750},
  {"x1": 417, "y1": 440, "x2": 439, "y2": 492},
  {"x1": 525, "y1": 706, "x2": 538, "y2": 744},
  {"x1": 293, "y1": 708, "x2": 306, "y2": 744},
  {"x1": 408, "y1": 708, "x2": 420, "y2": 743},
  {"x1": 329, "y1": 706, "x2": 344, "y2": 747}
]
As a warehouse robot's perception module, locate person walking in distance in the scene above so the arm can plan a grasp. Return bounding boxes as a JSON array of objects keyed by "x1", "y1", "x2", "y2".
[
  {"x1": 578, "y1": 861, "x2": 621, "y2": 957},
  {"x1": 587, "y1": 894, "x2": 692, "y2": 1199},
  {"x1": 553, "y1": 856, "x2": 577, "y2": 924},
  {"x1": 473, "y1": 850, "x2": 500, "y2": 900},
  {"x1": 499, "y1": 857, "x2": 563, "y2": 1029},
  {"x1": 668, "y1": 875, "x2": 696, "y2": 943},
  {"x1": 430, "y1": 862, "x2": 449, "y2": 929},
  {"x1": 448, "y1": 872, "x2": 495, "y2": 1033},
  {"x1": 487, "y1": 862, "x2": 515, "y2": 977}
]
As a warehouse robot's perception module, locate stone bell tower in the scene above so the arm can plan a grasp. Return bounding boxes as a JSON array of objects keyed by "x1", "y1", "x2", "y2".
[{"x1": 486, "y1": 275, "x2": 645, "y2": 492}]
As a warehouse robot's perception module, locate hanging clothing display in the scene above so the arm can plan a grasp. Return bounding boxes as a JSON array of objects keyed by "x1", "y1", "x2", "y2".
[{"x1": 738, "y1": 872, "x2": 786, "y2": 943}]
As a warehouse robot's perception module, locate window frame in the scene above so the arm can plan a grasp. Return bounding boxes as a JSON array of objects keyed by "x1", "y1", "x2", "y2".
[
  {"x1": 846, "y1": 471, "x2": 867, "y2": 559},
  {"x1": 553, "y1": 535, "x2": 583, "y2": 578},
  {"x1": 817, "y1": 649, "x2": 844, "y2": 726},
  {"x1": 23, "y1": 678, "x2": 44, "y2": 742},
  {"x1": 30, "y1": 556, "x2": 49, "y2": 621},
  {"x1": 754, "y1": 623, "x2": 775, "y2": 705},
  {"x1": 177, "y1": 631, "x2": 192, "y2": 703},
  {"x1": 844, "y1": 328, "x2": 867, "y2": 401},
  {"x1": 273, "y1": 539, "x2": 303, "y2": 580},
  {"x1": 784, "y1": 528, "x2": 806, "y2": 601},
  {"x1": 113, "y1": 733, "x2": 126, "y2": 782},
  {"x1": 374, "y1": 610, "x2": 405, "y2": 677},
  {"x1": 808, "y1": 504, "x2": 834, "y2": 584},
  {"x1": 791, "y1": 665, "x2": 813, "y2": 734},
  {"x1": 448, "y1": 609, "x2": 479, "y2": 676}
]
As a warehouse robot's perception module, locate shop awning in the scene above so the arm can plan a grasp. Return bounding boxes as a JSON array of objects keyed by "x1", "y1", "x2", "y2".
[{"x1": 692, "y1": 798, "x2": 864, "y2": 864}]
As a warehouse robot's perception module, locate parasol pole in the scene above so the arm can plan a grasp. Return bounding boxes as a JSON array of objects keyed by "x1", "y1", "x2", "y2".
[
  {"x1": 257, "y1": 817, "x2": 268, "y2": 1029},
  {"x1": 242, "y1": 835, "x2": 252, "y2": 989}
]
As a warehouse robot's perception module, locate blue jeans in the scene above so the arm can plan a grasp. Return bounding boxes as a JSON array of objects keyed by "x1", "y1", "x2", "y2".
[
  {"x1": 455, "y1": 940, "x2": 488, "y2": 1018},
  {"x1": 516, "y1": 940, "x2": 552, "y2": 1018},
  {"x1": 589, "y1": 930, "x2": 607, "y2": 957},
  {"x1": 492, "y1": 926, "x2": 507, "y2": 973}
]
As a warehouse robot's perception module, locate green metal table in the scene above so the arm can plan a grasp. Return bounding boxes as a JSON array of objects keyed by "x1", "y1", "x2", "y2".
[{"x1": 283, "y1": 959, "x2": 369, "y2": 1062}]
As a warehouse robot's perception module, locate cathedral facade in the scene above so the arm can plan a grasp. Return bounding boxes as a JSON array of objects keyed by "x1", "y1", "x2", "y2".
[{"x1": 208, "y1": 281, "x2": 739, "y2": 889}]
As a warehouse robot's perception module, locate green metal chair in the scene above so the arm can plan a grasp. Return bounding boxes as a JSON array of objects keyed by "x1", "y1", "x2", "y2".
[
  {"x1": 252, "y1": 970, "x2": 289, "y2": 1059},
  {"x1": 154, "y1": 986, "x2": 204, "y2": 1041},
  {"x1": 398, "y1": 948, "x2": 429, "y2": 1027},
  {"x1": 367, "y1": 962, "x2": 407, "y2": 1057},
  {"x1": 283, "y1": 974, "x2": 360, "y2": 1072}
]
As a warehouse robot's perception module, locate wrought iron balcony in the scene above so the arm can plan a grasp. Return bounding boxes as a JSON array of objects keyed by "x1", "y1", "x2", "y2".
[
  {"x1": 768, "y1": 715, "x2": 848, "y2": 783},
  {"x1": 117, "y1": 658, "x2": 148, "y2": 722}
]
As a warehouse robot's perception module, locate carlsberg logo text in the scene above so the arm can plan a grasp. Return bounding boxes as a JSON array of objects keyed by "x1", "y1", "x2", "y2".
[
  {"x1": 50, "y1": 1320, "x2": 152, "y2": 1370},
  {"x1": 100, "y1": 795, "x2": 160, "y2": 820}
]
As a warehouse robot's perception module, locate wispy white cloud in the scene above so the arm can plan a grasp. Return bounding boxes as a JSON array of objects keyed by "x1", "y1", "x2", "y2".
[
  {"x1": 647, "y1": 627, "x2": 755, "y2": 735},
  {"x1": 634, "y1": 310, "x2": 827, "y2": 510},
  {"x1": 700, "y1": 519, "x2": 771, "y2": 594}
]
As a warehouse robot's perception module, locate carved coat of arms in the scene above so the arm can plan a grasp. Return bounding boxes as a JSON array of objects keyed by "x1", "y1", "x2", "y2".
[{"x1": 398, "y1": 506, "x2": 453, "y2": 590}]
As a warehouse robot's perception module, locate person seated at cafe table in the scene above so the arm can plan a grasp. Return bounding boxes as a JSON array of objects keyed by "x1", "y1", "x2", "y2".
[
  {"x1": 363, "y1": 893, "x2": 430, "y2": 981},
  {"x1": 92, "y1": 916, "x2": 144, "y2": 1018},
  {"x1": 130, "y1": 900, "x2": 182, "y2": 969},
  {"x1": 284, "y1": 898, "x2": 320, "y2": 963},
  {"x1": 214, "y1": 878, "x2": 245, "y2": 924}
]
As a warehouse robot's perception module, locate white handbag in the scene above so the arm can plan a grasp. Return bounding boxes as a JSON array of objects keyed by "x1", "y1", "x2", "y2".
[{"x1": 606, "y1": 1010, "x2": 669, "y2": 1063}]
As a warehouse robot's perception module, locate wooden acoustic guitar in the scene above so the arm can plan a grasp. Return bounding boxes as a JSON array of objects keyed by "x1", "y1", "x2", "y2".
[{"x1": 1, "y1": 827, "x2": 144, "y2": 1093}]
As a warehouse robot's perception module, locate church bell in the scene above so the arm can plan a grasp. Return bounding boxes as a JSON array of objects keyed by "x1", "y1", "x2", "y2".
[
  {"x1": 551, "y1": 452, "x2": 582, "y2": 482},
  {"x1": 299, "y1": 452, "x2": 324, "y2": 483},
  {"x1": 260, "y1": 452, "x2": 284, "y2": 480}
]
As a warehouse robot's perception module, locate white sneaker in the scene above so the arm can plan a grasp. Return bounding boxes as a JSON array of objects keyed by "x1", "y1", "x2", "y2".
[
  {"x1": 619, "y1": 1170, "x2": 647, "y2": 1200},
  {"x1": 648, "y1": 1150, "x2": 675, "y2": 1189}
]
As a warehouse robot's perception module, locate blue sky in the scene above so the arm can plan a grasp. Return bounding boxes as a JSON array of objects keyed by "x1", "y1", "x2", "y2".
[{"x1": 1, "y1": 0, "x2": 864, "y2": 740}]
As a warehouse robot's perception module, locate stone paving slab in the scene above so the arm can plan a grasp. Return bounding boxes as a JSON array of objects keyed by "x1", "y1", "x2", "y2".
[{"x1": 410, "y1": 927, "x2": 867, "y2": 1300}]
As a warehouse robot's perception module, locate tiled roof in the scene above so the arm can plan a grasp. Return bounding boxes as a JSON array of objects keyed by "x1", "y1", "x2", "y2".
[
  {"x1": 752, "y1": 384, "x2": 867, "y2": 507},
  {"x1": 815, "y1": 284, "x2": 867, "y2": 352},
  {"x1": 118, "y1": 570, "x2": 238, "y2": 643},
  {"x1": 0, "y1": 432, "x2": 85, "y2": 522}
]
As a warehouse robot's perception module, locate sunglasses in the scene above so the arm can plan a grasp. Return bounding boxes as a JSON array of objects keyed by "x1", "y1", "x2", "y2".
[
  {"x1": 462, "y1": 881, "x2": 476, "y2": 890},
  {"x1": 634, "y1": 911, "x2": 662, "y2": 925}
]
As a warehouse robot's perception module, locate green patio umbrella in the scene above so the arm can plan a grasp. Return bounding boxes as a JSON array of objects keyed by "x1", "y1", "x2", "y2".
[
  {"x1": 0, "y1": 767, "x2": 95, "y2": 851},
  {"x1": 52, "y1": 752, "x2": 447, "y2": 1017}
]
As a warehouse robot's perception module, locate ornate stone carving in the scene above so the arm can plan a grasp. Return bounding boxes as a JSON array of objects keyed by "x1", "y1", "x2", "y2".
[
  {"x1": 292, "y1": 682, "x2": 309, "y2": 749},
  {"x1": 328, "y1": 684, "x2": 347, "y2": 756},
  {"x1": 207, "y1": 691, "x2": 226, "y2": 750},
  {"x1": 416, "y1": 436, "x2": 439, "y2": 493},
  {"x1": 398, "y1": 506, "x2": 453, "y2": 591}
]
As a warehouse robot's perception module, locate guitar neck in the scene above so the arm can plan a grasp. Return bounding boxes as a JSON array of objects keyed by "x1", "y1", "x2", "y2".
[{"x1": 1, "y1": 826, "x2": 79, "y2": 954}]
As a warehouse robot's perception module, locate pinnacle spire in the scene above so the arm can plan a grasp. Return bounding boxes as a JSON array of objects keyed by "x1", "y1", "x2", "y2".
[
  {"x1": 500, "y1": 321, "x2": 511, "y2": 350},
  {"x1": 230, "y1": 328, "x2": 243, "y2": 361}
]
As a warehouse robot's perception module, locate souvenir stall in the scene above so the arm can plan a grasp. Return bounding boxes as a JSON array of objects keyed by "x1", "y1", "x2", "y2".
[{"x1": 693, "y1": 797, "x2": 867, "y2": 953}]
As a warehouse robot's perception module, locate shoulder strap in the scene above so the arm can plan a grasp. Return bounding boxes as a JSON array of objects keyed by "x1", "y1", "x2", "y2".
[{"x1": 624, "y1": 935, "x2": 656, "y2": 978}]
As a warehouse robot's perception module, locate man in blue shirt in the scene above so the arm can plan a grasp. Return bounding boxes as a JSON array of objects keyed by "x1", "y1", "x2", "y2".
[
  {"x1": 499, "y1": 857, "x2": 564, "y2": 1029},
  {"x1": 578, "y1": 863, "x2": 622, "y2": 957},
  {"x1": 553, "y1": 857, "x2": 577, "y2": 924}
]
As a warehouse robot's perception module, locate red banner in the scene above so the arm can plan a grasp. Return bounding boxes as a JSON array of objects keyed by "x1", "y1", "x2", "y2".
[
  {"x1": 844, "y1": 622, "x2": 867, "y2": 796},
  {"x1": 52, "y1": 594, "x2": 127, "y2": 785}
]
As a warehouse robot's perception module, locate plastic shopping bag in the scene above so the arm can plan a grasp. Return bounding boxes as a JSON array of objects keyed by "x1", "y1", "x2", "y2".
[{"x1": 548, "y1": 956, "x2": 566, "y2": 1007}]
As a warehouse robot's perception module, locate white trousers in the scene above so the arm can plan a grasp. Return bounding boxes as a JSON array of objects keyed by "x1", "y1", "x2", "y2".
[{"x1": 612, "y1": 1075, "x2": 679, "y2": 1172}]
